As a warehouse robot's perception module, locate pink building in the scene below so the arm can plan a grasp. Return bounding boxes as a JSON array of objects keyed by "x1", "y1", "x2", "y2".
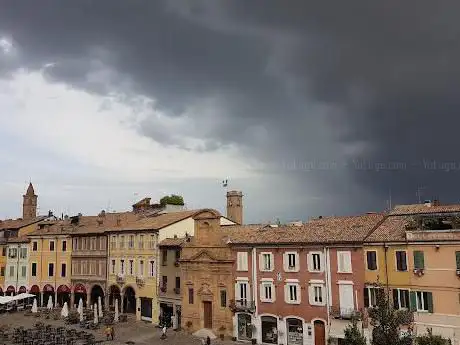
[{"x1": 227, "y1": 214, "x2": 384, "y2": 345}]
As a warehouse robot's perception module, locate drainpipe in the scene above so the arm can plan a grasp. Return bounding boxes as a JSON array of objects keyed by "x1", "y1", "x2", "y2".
[
  {"x1": 252, "y1": 247, "x2": 258, "y2": 313},
  {"x1": 55, "y1": 236, "x2": 58, "y2": 305},
  {"x1": 16, "y1": 244, "x2": 20, "y2": 294},
  {"x1": 384, "y1": 244, "x2": 389, "y2": 292},
  {"x1": 324, "y1": 247, "x2": 331, "y2": 328}
]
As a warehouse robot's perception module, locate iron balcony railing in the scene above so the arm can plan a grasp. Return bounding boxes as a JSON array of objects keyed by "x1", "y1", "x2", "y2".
[{"x1": 229, "y1": 299, "x2": 256, "y2": 313}]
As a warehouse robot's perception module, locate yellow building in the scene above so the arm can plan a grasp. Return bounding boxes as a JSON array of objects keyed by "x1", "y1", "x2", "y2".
[
  {"x1": 27, "y1": 219, "x2": 72, "y2": 307},
  {"x1": 106, "y1": 217, "x2": 160, "y2": 323},
  {"x1": 365, "y1": 202, "x2": 460, "y2": 343}
]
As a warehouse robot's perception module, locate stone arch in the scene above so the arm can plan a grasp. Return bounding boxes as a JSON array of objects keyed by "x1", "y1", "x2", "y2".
[
  {"x1": 108, "y1": 284, "x2": 121, "y2": 309},
  {"x1": 122, "y1": 285, "x2": 136, "y2": 314},
  {"x1": 90, "y1": 284, "x2": 105, "y2": 308}
]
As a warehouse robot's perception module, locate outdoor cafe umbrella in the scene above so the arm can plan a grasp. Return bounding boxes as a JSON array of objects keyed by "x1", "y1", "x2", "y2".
[
  {"x1": 47, "y1": 295, "x2": 53, "y2": 310},
  {"x1": 114, "y1": 299, "x2": 119, "y2": 322},
  {"x1": 31, "y1": 298, "x2": 38, "y2": 313},
  {"x1": 61, "y1": 302, "x2": 69, "y2": 318},
  {"x1": 78, "y1": 298, "x2": 84, "y2": 322},
  {"x1": 93, "y1": 303, "x2": 98, "y2": 324},
  {"x1": 98, "y1": 296, "x2": 103, "y2": 318}
]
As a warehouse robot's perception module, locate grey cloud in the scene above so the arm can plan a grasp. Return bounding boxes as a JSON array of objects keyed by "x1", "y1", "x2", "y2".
[{"x1": 2, "y1": 0, "x2": 460, "y2": 221}]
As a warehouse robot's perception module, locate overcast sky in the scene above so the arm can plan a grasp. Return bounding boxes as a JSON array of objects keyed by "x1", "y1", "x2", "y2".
[{"x1": 1, "y1": 1, "x2": 460, "y2": 223}]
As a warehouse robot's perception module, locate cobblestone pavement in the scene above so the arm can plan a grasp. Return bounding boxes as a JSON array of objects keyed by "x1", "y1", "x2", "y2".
[{"x1": 0, "y1": 311, "x2": 236, "y2": 345}]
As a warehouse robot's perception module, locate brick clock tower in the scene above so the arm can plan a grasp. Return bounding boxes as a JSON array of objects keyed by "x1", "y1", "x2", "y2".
[
  {"x1": 226, "y1": 190, "x2": 243, "y2": 225},
  {"x1": 23, "y1": 182, "x2": 38, "y2": 220}
]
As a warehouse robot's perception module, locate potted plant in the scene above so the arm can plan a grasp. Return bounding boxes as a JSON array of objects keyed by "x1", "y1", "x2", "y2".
[
  {"x1": 186, "y1": 321, "x2": 193, "y2": 333},
  {"x1": 219, "y1": 325, "x2": 226, "y2": 340}
]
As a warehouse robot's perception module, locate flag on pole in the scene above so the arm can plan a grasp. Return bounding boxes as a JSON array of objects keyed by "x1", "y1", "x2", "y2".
[{"x1": 222, "y1": 179, "x2": 228, "y2": 187}]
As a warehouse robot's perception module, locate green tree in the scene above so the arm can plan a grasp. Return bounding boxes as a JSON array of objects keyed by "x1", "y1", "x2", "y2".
[
  {"x1": 368, "y1": 288, "x2": 413, "y2": 345},
  {"x1": 416, "y1": 328, "x2": 450, "y2": 345},
  {"x1": 343, "y1": 318, "x2": 366, "y2": 345},
  {"x1": 160, "y1": 194, "x2": 184, "y2": 206}
]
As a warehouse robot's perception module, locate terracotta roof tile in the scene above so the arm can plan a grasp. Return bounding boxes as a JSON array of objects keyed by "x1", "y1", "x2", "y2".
[
  {"x1": 0, "y1": 216, "x2": 47, "y2": 231},
  {"x1": 390, "y1": 204, "x2": 460, "y2": 215},
  {"x1": 364, "y1": 216, "x2": 409, "y2": 242},
  {"x1": 228, "y1": 214, "x2": 385, "y2": 245},
  {"x1": 7, "y1": 236, "x2": 30, "y2": 243},
  {"x1": 160, "y1": 237, "x2": 187, "y2": 247}
]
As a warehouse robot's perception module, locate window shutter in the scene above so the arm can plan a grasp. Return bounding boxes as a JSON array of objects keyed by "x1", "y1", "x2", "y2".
[
  {"x1": 284, "y1": 285, "x2": 289, "y2": 303},
  {"x1": 337, "y1": 252, "x2": 344, "y2": 272},
  {"x1": 392, "y1": 289, "x2": 399, "y2": 309},
  {"x1": 319, "y1": 253, "x2": 324, "y2": 272},
  {"x1": 364, "y1": 288, "x2": 369, "y2": 308},
  {"x1": 259, "y1": 254, "x2": 263, "y2": 271},
  {"x1": 346, "y1": 252, "x2": 352, "y2": 272},
  {"x1": 455, "y1": 252, "x2": 460, "y2": 270},
  {"x1": 414, "y1": 251, "x2": 425, "y2": 269},
  {"x1": 235, "y1": 283, "x2": 240, "y2": 300},
  {"x1": 409, "y1": 291, "x2": 417, "y2": 311},
  {"x1": 260, "y1": 284, "x2": 264, "y2": 301},
  {"x1": 426, "y1": 292, "x2": 433, "y2": 313},
  {"x1": 401, "y1": 252, "x2": 407, "y2": 271},
  {"x1": 283, "y1": 253, "x2": 288, "y2": 271},
  {"x1": 308, "y1": 285, "x2": 313, "y2": 305},
  {"x1": 307, "y1": 254, "x2": 313, "y2": 272}
]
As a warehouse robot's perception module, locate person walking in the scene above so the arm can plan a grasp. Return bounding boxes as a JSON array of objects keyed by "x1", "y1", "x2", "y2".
[
  {"x1": 110, "y1": 326, "x2": 115, "y2": 340},
  {"x1": 161, "y1": 325, "x2": 167, "y2": 340},
  {"x1": 105, "y1": 326, "x2": 111, "y2": 341},
  {"x1": 206, "y1": 336, "x2": 211, "y2": 345}
]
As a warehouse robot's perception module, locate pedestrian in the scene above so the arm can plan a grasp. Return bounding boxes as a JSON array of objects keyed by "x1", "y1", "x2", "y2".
[
  {"x1": 104, "y1": 325, "x2": 111, "y2": 341},
  {"x1": 161, "y1": 325, "x2": 167, "y2": 340},
  {"x1": 110, "y1": 326, "x2": 115, "y2": 340},
  {"x1": 206, "y1": 336, "x2": 211, "y2": 345}
]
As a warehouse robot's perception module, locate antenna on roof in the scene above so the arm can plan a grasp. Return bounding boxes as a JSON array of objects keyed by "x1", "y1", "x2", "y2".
[{"x1": 416, "y1": 186, "x2": 426, "y2": 204}]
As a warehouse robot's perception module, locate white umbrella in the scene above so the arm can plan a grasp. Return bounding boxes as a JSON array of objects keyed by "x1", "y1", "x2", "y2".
[
  {"x1": 47, "y1": 295, "x2": 53, "y2": 310},
  {"x1": 78, "y1": 298, "x2": 84, "y2": 322},
  {"x1": 31, "y1": 298, "x2": 38, "y2": 313},
  {"x1": 93, "y1": 303, "x2": 98, "y2": 324},
  {"x1": 98, "y1": 296, "x2": 103, "y2": 318},
  {"x1": 114, "y1": 298, "x2": 119, "y2": 322},
  {"x1": 61, "y1": 302, "x2": 69, "y2": 318}
]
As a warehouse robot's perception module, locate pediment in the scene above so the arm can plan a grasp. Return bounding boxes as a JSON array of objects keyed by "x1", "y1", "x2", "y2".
[
  {"x1": 189, "y1": 249, "x2": 218, "y2": 262},
  {"x1": 198, "y1": 283, "x2": 213, "y2": 296}
]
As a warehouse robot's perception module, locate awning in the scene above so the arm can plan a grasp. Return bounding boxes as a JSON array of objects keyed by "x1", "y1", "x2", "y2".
[
  {"x1": 29, "y1": 285, "x2": 40, "y2": 293},
  {"x1": 43, "y1": 284, "x2": 54, "y2": 293},
  {"x1": 18, "y1": 286, "x2": 27, "y2": 293},
  {"x1": 0, "y1": 296, "x2": 13, "y2": 304},
  {"x1": 57, "y1": 285, "x2": 70, "y2": 293},
  {"x1": 6, "y1": 286, "x2": 15, "y2": 293},
  {"x1": 74, "y1": 284, "x2": 86, "y2": 294}
]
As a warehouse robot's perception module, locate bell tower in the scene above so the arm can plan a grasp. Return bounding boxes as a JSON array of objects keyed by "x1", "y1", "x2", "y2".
[
  {"x1": 23, "y1": 182, "x2": 38, "y2": 220},
  {"x1": 226, "y1": 190, "x2": 243, "y2": 225}
]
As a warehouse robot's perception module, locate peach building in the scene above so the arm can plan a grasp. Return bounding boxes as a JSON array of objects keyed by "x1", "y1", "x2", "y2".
[
  {"x1": 365, "y1": 201, "x2": 460, "y2": 344},
  {"x1": 228, "y1": 214, "x2": 385, "y2": 345}
]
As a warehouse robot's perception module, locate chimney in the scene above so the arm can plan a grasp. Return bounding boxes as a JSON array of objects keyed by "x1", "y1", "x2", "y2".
[
  {"x1": 226, "y1": 190, "x2": 243, "y2": 225},
  {"x1": 432, "y1": 199, "x2": 440, "y2": 206}
]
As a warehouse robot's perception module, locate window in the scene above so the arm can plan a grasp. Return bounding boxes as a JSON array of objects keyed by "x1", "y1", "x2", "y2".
[
  {"x1": 129, "y1": 235, "x2": 134, "y2": 249},
  {"x1": 260, "y1": 281, "x2": 274, "y2": 302},
  {"x1": 149, "y1": 235, "x2": 156, "y2": 249},
  {"x1": 8, "y1": 248, "x2": 17, "y2": 258},
  {"x1": 393, "y1": 289, "x2": 410, "y2": 309},
  {"x1": 32, "y1": 242, "x2": 38, "y2": 251},
  {"x1": 49, "y1": 241, "x2": 55, "y2": 251},
  {"x1": 220, "y1": 290, "x2": 227, "y2": 307},
  {"x1": 9, "y1": 266, "x2": 14, "y2": 277},
  {"x1": 149, "y1": 260, "x2": 155, "y2": 277},
  {"x1": 366, "y1": 251, "x2": 377, "y2": 270},
  {"x1": 396, "y1": 251, "x2": 408, "y2": 271},
  {"x1": 175, "y1": 277, "x2": 180, "y2": 289},
  {"x1": 285, "y1": 283, "x2": 300, "y2": 303},
  {"x1": 162, "y1": 276, "x2": 167, "y2": 290},
  {"x1": 20, "y1": 248, "x2": 27, "y2": 259},
  {"x1": 188, "y1": 288, "x2": 194, "y2": 304},
  {"x1": 111, "y1": 260, "x2": 116, "y2": 274},
  {"x1": 237, "y1": 252, "x2": 248, "y2": 271},
  {"x1": 337, "y1": 251, "x2": 352, "y2": 273},
  {"x1": 139, "y1": 260, "x2": 144, "y2": 276},
  {"x1": 110, "y1": 236, "x2": 116, "y2": 250},
  {"x1": 120, "y1": 260, "x2": 125, "y2": 274},
  {"x1": 455, "y1": 251, "x2": 460, "y2": 270},
  {"x1": 415, "y1": 291, "x2": 433, "y2": 312},
  {"x1": 413, "y1": 251, "x2": 425, "y2": 269},
  {"x1": 0, "y1": 267, "x2": 4, "y2": 276},
  {"x1": 129, "y1": 260, "x2": 134, "y2": 275},
  {"x1": 237, "y1": 281, "x2": 249, "y2": 304},
  {"x1": 73, "y1": 238, "x2": 77, "y2": 251},
  {"x1": 175, "y1": 250, "x2": 180, "y2": 262},
  {"x1": 1, "y1": 247, "x2": 5, "y2": 256},
  {"x1": 48, "y1": 263, "x2": 54, "y2": 277},
  {"x1": 309, "y1": 284, "x2": 325, "y2": 305},
  {"x1": 21, "y1": 266, "x2": 26, "y2": 277},
  {"x1": 139, "y1": 235, "x2": 144, "y2": 249},
  {"x1": 162, "y1": 250, "x2": 168, "y2": 266},
  {"x1": 119, "y1": 236, "x2": 125, "y2": 249},
  {"x1": 364, "y1": 287, "x2": 383, "y2": 308},
  {"x1": 284, "y1": 252, "x2": 299, "y2": 272},
  {"x1": 260, "y1": 253, "x2": 273, "y2": 271},
  {"x1": 308, "y1": 252, "x2": 323, "y2": 272},
  {"x1": 61, "y1": 263, "x2": 66, "y2": 277},
  {"x1": 62, "y1": 241, "x2": 67, "y2": 252}
]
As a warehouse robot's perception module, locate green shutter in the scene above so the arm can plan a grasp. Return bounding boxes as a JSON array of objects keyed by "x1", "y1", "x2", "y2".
[
  {"x1": 364, "y1": 288, "x2": 369, "y2": 307},
  {"x1": 426, "y1": 292, "x2": 434, "y2": 313},
  {"x1": 409, "y1": 291, "x2": 417, "y2": 311},
  {"x1": 455, "y1": 252, "x2": 460, "y2": 270},
  {"x1": 392, "y1": 289, "x2": 399, "y2": 309},
  {"x1": 414, "y1": 251, "x2": 425, "y2": 269}
]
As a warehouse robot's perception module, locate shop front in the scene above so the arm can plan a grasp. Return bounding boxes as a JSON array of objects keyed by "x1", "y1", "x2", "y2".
[
  {"x1": 261, "y1": 315, "x2": 278, "y2": 344},
  {"x1": 237, "y1": 313, "x2": 253, "y2": 341}
]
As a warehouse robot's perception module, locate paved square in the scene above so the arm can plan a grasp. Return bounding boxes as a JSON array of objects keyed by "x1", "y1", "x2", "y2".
[{"x1": 0, "y1": 311, "x2": 234, "y2": 345}]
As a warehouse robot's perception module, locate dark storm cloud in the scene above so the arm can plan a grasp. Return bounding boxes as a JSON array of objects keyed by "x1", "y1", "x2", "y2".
[{"x1": 2, "y1": 0, "x2": 460, "y2": 218}]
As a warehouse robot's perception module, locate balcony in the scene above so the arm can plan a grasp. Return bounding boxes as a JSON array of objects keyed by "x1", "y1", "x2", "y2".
[
  {"x1": 413, "y1": 268, "x2": 425, "y2": 277},
  {"x1": 329, "y1": 306, "x2": 362, "y2": 320},
  {"x1": 136, "y1": 276, "x2": 145, "y2": 287},
  {"x1": 229, "y1": 299, "x2": 256, "y2": 313},
  {"x1": 160, "y1": 286, "x2": 167, "y2": 294},
  {"x1": 116, "y1": 274, "x2": 125, "y2": 284}
]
